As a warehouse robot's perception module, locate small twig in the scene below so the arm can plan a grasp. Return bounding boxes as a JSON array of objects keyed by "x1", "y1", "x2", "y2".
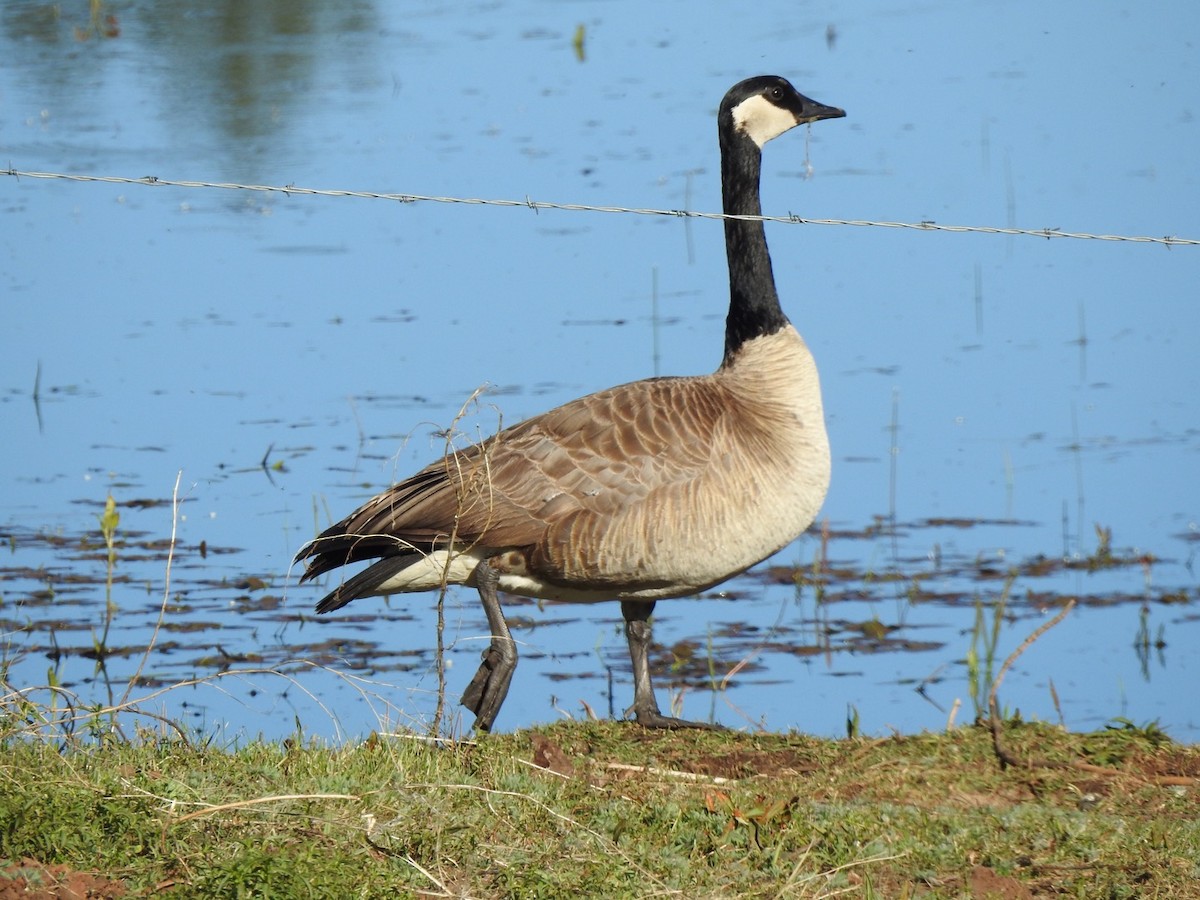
[
  {"x1": 400, "y1": 854, "x2": 453, "y2": 897},
  {"x1": 378, "y1": 731, "x2": 472, "y2": 748},
  {"x1": 515, "y1": 757, "x2": 573, "y2": 780},
  {"x1": 604, "y1": 762, "x2": 732, "y2": 784},
  {"x1": 988, "y1": 599, "x2": 1075, "y2": 769},
  {"x1": 946, "y1": 697, "x2": 961, "y2": 731},
  {"x1": 432, "y1": 384, "x2": 494, "y2": 737}
]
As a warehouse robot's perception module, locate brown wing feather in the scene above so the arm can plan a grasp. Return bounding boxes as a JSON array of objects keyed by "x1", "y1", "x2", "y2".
[{"x1": 297, "y1": 375, "x2": 730, "y2": 581}]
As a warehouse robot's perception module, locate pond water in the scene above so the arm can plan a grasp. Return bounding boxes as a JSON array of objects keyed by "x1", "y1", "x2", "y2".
[{"x1": 2, "y1": 0, "x2": 1197, "y2": 743}]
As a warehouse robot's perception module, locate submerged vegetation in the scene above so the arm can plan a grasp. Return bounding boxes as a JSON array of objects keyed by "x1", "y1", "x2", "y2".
[{"x1": 2, "y1": 486, "x2": 1193, "y2": 741}]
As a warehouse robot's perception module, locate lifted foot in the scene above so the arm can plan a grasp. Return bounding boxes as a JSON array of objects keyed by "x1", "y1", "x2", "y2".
[
  {"x1": 460, "y1": 562, "x2": 516, "y2": 733},
  {"x1": 461, "y1": 642, "x2": 515, "y2": 732}
]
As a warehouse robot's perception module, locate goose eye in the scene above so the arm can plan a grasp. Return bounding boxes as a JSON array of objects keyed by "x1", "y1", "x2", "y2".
[{"x1": 769, "y1": 86, "x2": 785, "y2": 101}]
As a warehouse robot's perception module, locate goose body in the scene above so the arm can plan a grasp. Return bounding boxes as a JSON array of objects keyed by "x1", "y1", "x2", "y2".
[{"x1": 296, "y1": 76, "x2": 844, "y2": 731}]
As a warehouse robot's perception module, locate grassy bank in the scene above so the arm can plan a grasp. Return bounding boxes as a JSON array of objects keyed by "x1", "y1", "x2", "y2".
[{"x1": 1, "y1": 718, "x2": 1197, "y2": 897}]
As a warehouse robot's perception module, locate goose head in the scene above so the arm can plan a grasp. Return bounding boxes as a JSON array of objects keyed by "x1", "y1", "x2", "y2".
[{"x1": 720, "y1": 75, "x2": 846, "y2": 149}]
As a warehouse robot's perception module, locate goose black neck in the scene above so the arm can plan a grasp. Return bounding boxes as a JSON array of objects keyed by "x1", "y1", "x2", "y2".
[{"x1": 720, "y1": 131, "x2": 788, "y2": 367}]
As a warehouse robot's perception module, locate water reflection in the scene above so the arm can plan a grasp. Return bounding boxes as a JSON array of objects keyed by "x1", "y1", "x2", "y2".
[{"x1": 3, "y1": 0, "x2": 384, "y2": 177}]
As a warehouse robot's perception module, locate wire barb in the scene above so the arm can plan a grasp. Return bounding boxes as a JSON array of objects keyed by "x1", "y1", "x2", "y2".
[{"x1": 4, "y1": 168, "x2": 1196, "y2": 247}]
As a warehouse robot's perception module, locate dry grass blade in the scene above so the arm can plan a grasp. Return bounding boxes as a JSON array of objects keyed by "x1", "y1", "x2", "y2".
[
  {"x1": 604, "y1": 761, "x2": 733, "y2": 784},
  {"x1": 120, "y1": 469, "x2": 184, "y2": 709},
  {"x1": 167, "y1": 792, "x2": 361, "y2": 827}
]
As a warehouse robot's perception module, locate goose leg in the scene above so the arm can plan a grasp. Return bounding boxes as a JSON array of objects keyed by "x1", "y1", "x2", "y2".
[
  {"x1": 621, "y1": 600, "x2": 722, "y2": 730},
  {"x1": 460, "y1": 562, "x2": 516, "y2": 732}
]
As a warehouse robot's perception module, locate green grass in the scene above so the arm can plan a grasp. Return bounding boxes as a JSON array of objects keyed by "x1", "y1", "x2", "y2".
[{"x1": 1, "y1": 718, "x2": 1197, "y2": 897}]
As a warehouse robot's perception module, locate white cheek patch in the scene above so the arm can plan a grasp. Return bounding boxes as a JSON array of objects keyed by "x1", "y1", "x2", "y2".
[{"x1": 731, "y1": 94, "x2": 800, "y2": 148}]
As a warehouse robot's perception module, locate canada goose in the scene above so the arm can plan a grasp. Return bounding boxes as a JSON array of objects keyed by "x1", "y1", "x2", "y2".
[{"x1": 296, "y1": 75, "x2": 844, "y2": 731}]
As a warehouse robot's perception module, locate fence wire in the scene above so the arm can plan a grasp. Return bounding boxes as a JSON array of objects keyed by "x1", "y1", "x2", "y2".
[{"x1": 5, "y1": 167, "x2": 1196, "y2": 247}]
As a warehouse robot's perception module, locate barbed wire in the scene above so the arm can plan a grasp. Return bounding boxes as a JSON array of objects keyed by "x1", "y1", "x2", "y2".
[{"x1": 5, "y1": 167, "x2": 1196, "y2": 247}]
